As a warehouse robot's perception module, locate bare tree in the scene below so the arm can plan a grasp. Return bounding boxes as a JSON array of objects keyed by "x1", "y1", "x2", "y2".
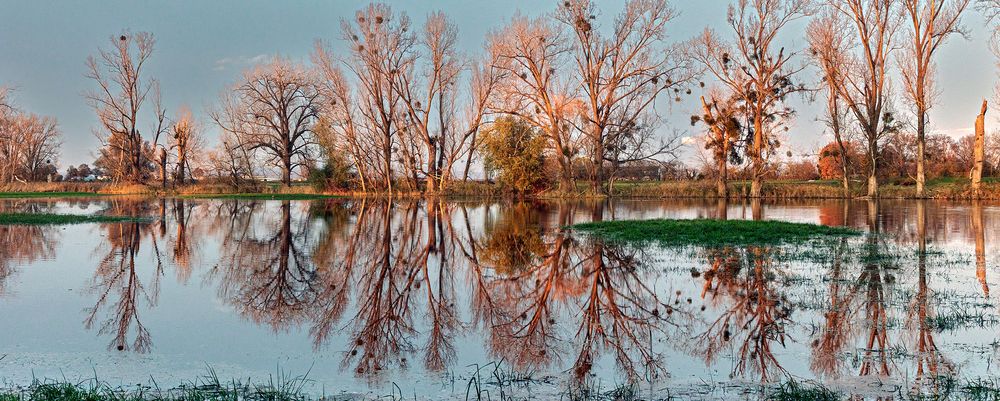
[
  {"x1": 979, "y1": 0, "x2": 1000, "y2": 101},
  {"x1": 825, "y1": 0, "x2": 902, "y2": 198},
  {"x1": 690, "y1": 0, "x2": 813, "y2": 198},
  {"x1": 390, "y1": 12, "x2": 461, "y2": 192},
  {"x1": 15, "y1": 113, "x2": 61, "y2": 181},
  {"x1": 212, "y1": 58, "x2": 321, "y2": 186},
  {"x1": 169, "y1": 106, "x2": 203, "y2": 184},
  {"x1": 207, "y1": 131, "x2": 257, "y2": 190},
  {"x1": 901, "y1": 0, "x2": 971, "y2": 196},
  {"x1": 556, "y1": 0, "x2": 690, "y2": 194},
  {"x1": 808, "y1": 10, "x2": 855, "y2": 197},
  {"x1": 314, "y1": 44, "x2": 373, "y2": 192},
  {"x1": 0, "y1": 91, "x2": 61, "y2": 183},
  {"x1": 340, "y1": 3, "x2": 412, "y2": 192},
  {"x1": 488, "y1": 14, "x2": 579, "y2": 191},
  {"x1": 85, "y1": 32, "x2": 167, "y2": 183}
]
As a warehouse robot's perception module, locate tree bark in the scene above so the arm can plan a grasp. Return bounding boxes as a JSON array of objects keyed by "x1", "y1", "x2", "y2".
[
  {"x1": 282, "y1": 151, "x2": 292, "y2": 187},
  {"x1": 867, "y1": 135, "x2": 879, "y2": 198},
  {"x1": 916, "y1": 115, "x2": 926, "y2": 196},
  {"x1": 750, "y1": 115, "x2": 764, "y2": 199},
  {"x1": 158, "y1": 148, "x2": 168, "y2": 188},
  {"x1": 971, "y1": 100, "x2": 988, "y2": 192}
]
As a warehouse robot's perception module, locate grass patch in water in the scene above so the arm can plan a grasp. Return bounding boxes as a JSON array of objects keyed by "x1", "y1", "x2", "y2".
[
  {"x1": 0, "y1": 213, "x2": 148, "y2": 226},
  {"x1": 768, "y1": 380, "x2": 842, "y2": 401},
  {"x1": 570, "y1": 218, "x2": 860, "y2": 247},
  {"x1": 0, "y1": 369, "x2": 312, "y2": 401}
]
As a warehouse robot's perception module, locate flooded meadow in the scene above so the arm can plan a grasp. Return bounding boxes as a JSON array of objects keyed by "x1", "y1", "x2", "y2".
[{"x1": 0, "y1": 197, "x2": 999, "y2": 400}]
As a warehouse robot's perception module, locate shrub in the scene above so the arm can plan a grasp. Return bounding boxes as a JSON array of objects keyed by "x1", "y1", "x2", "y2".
[
  {"x1": 479, "y1": 117, "x2": 548, "y2": 194},
  {"x1": 308, "y1": 153, "x2": 354, "y2": 192}
]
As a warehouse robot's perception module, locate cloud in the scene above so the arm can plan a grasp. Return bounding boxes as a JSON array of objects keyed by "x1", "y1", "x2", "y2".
[{"x1": 212, "y1": 54, "x2": 269, "y2": 71}]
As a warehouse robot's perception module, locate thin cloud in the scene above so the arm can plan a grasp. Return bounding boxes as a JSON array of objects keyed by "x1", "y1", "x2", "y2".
[{"x1": 213, "y1": 54, "x2": 269, "y2": 71}]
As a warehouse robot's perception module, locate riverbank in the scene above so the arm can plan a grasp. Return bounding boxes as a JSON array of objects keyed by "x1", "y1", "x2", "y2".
[{"x1": 2, "y1": 178, "x2": 1000, "y2": 200}]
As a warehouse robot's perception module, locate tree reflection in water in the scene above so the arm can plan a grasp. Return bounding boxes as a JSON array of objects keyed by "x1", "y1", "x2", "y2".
[
  {"x1": 0, "y1": 199, "x2": 60, "y2": 295},
  {"x1": 9, "y1": 196, "x2": 998, "y2": 392},
  {"x1": 473, "y1": 202, "x2": 675, "y2": 381},
  {"x1": 213, "y1": 200, "x2": 323, "y2": 331},
  {"x1": 83, "y1": 198, "x2": 162, "y2": 353},
  {"x1": 695, "y1": 245, "x2": 791, "y2": 382}
]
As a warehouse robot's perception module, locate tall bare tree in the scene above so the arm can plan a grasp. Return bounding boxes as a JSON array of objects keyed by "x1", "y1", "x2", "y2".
[
  {"x1": 489, "y1": 14, "x2": 579, "y2": 191},
  {"x1": 85, "y1": 32, "x2": 166, "y2": 183},
  {"x1": 390, "y1": 12, "x2": 460, "y2": 192},
  {"x1": 212, "y1": 58, "x2": 321, "y2": 186},
  {"x1": 556, "y1": 0, "x2": 690, "y2": 194},
  {"x1": 340, "y1": 3, "x2": 411, "y2": 192},
  {"x1": 901, "y1": 0, "x2": 971, "y2": 196},
  {"x1": 690, "y1": 0, "x2": 813, "y2": 198},
  {"x1": 809, "y1": 10, "x2": 854, "y2": 197},
  {"x1": 825, "y1": 0, "x2": 902, "y2": 198}
]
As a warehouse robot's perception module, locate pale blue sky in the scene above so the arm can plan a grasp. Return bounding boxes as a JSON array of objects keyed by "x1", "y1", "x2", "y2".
[{"x1": 0, "y1": 0, "x2": 996, "y2": 167}]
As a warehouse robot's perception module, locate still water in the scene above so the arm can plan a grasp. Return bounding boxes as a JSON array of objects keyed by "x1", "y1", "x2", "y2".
[{"x1": 0, "y1": 197, "x2": 998, "y2": 399}]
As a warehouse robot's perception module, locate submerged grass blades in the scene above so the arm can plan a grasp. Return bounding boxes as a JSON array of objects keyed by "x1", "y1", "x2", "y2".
[
  {"x1": 570, "y1": 218, "x2": 860, "y2": 247},
  {"x1": 0, "y1": 213, "x2": 150, "y2": 226}
]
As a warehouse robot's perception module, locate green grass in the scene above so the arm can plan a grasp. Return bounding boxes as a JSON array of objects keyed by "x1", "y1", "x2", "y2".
[
  {"x1": 0, "y1": 213, "x2": 149, "y2": 226},
  {"x1": 0, "y1": 192, "x2": 104, "y2": 199},
  {"x1": 768, "y1": 380, "x2": 842, "y2": 401},
  {"x1": 570, "y1": 218, "x2": 860, "y2": 247},
  {"x1": 0, "y1": 370, "x2": 313, "y2": 401},
  {"x1": 179, "y1": 193, "x2": 341, "y2": 200}
]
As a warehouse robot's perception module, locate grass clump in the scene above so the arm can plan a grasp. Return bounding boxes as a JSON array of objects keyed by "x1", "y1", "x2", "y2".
[
  {"x1": 767, "y1": 380, "x2": 842, "y2": 401},
  {"x1": 570, "y1": 218, "x2": 859, "y2": 247},
  {"x1": 0, "y1": 369, "x2": 313, "y2": 401},
  {"x1": 0, "y1": 213, "x2": 148, "y2": 226}
]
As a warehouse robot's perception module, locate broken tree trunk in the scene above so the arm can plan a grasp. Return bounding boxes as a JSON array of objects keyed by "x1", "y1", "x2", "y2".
[{"x1": 971, "y1": 100, "x2": 988, "y2": 193}]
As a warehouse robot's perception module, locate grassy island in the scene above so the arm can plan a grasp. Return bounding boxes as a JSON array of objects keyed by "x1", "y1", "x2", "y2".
[{"x1": 570, "y1": 218, "x2": 860, "y2": 247}]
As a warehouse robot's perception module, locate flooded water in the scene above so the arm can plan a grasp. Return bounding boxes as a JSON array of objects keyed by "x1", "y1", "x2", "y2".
[{"x1": 0, "y1": 197, "x2": 998, "y2": 399}]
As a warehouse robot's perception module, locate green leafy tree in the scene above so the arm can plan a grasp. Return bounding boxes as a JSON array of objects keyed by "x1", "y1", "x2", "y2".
[{"x1": 480, "y1": 117, "x2": 548, "y2": 194}]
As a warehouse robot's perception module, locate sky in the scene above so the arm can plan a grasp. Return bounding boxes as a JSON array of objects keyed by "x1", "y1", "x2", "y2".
[{"x1": 0, "y1": 0, "x2": 997, "y2": 169}]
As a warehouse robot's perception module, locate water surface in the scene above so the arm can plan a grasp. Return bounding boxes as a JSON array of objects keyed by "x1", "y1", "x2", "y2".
[{"x1": 0, "y1": 197, "x2": 997, "y2": 399}]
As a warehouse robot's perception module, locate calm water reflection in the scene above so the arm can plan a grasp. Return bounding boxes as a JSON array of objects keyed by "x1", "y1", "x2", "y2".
[{"x1": 0, "y1": 197, "x2": 998, "y2": 398}]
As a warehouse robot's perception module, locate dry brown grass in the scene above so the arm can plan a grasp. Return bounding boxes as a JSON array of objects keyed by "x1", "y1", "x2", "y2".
[{"x1": 5, "y1": 178, "x2": 1000, "y2": 200}]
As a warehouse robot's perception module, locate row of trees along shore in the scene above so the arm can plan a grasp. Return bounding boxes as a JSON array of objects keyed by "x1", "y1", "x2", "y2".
[{"x1": 1, "y1": 0, "x2": 1000, "y2": 197}]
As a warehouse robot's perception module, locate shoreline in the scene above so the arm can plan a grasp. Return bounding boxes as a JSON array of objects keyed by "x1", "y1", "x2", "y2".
[{"x1": 2, "y1": 179, "x2": 1000, "y2": 200}]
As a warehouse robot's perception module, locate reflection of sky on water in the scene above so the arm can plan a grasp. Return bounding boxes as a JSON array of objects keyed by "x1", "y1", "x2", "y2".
[{"x1": 0, "y1": 198, "x2": 998, "y2": 399}]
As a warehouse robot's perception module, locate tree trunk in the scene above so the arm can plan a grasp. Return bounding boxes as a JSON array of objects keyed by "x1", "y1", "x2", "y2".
[
  {"x1": 750, "y1": 114, "x2": 764, "y2": 198},
  {"x1": 177, "y1": 152, "x2": 187, "y2": 185},
  {"x1": 426, "y1": 141, "x2": 438, "y2": 193},
  {"x1": 462, "y1": 131, "x2": 476, "y2": 183},
  {"x1": 716, "y1": 155, "x2": 728, "y2": 198},
  {"x1": 557, "y1": 154, "x2": 573, "y2": 193},
  {"x1": 831, "y1": 104, "x2": 850, "y2": 199},
  {"x1": 590, "y1": 128, "x2": 605, "y2": 195},
  {"x1": 867, "y1": 136, "x2": 879, "y2": 198},
  {"x1": 971, "y1": 100, "x2": 988, "y2": 193},
  {"x1": 158, "y1": 148, "x2": 168, "y2": 188},
  {"x1": 281, "y1": 151, "x2": 292, "y2": 187},
  {"x1": 916, "y1": 105, "x2": 927, "y2": 197}
]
